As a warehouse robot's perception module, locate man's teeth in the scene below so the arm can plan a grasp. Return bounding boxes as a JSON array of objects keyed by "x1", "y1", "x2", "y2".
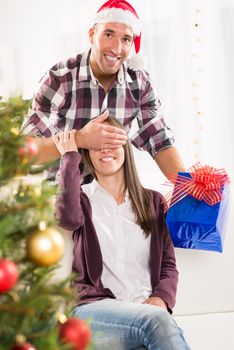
[{"x1": 106, "y1": 55, "x2": 118, "y2": 62}]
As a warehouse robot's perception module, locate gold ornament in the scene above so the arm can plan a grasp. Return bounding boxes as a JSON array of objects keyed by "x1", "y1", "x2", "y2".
[{"x1": 26, "y1": 227, "x2": 64, "y2": 266}]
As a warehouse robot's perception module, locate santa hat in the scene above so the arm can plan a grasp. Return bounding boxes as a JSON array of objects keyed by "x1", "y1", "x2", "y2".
[{"x1": 93, "y1": 0, "x2": 147, "y2": 70}]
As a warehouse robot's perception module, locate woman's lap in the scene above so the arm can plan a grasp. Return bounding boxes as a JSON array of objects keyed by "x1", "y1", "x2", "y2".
[{"x1": 72, "y1": 299, "x2": 190, "y2": 350}]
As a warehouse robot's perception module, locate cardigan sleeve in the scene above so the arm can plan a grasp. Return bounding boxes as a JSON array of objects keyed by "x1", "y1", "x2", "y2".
[
  {"x1": 149, "y1": 192, "x2": 178, "y2": 313},
  {"x1": 55, "y1": 151, "x2": 85, "y2": 231}
]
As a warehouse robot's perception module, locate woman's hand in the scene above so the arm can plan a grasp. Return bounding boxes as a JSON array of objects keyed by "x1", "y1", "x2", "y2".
[
  {"x1": 53, "y1": 130, "x2": 78, "y2": 156},
  {"x1": 143, "y1": 296, "x2": 167, "y2": 310}
]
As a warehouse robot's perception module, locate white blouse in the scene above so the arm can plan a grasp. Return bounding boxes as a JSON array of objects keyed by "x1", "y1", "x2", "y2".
[{"x1": 82, "y1": 179, "x2": 152, "y2": 303}]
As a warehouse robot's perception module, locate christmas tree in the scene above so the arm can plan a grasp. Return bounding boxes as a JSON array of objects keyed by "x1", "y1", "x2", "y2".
[{"x1": 0, "y1": 97, "x2": 91, "y2": 350}]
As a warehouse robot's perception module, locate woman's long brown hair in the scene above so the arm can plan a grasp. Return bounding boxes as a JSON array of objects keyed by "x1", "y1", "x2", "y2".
[{"x1": 81, "y1": 116, "x2": 156, "y2": 237}]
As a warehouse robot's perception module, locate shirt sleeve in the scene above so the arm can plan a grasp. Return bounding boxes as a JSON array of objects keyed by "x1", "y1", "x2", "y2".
[
  {"x1": 21, "y1": 66, "x2": 66, "y2": 137},
  {"x1": 130, "y1": 71, "x2": 175, "y2": 158}
]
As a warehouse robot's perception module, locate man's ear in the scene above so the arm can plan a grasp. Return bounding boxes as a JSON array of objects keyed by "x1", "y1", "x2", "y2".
[{"x1": 89, "y1": 27, "x2": 95, "y2": 45}]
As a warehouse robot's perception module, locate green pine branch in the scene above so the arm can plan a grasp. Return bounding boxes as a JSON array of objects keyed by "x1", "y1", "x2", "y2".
[{"x1": 0, "y1": 96, "x2": 87, "y2": 350}]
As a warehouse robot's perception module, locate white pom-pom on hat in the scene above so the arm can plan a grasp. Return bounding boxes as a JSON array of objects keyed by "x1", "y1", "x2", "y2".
[{"x1": 127, "y1": 52, "x2": 147, "y2": 71}]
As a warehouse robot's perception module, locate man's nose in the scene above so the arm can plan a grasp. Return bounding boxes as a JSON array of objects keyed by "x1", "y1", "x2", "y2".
[{"x1": 111, "y1": 38, "x2": 122, "y2": 55}]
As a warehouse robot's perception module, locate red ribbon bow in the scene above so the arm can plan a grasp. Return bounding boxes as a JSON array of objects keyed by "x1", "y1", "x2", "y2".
[{"x1": 164, "y1": 162, "x2": 230, "y2": 210}]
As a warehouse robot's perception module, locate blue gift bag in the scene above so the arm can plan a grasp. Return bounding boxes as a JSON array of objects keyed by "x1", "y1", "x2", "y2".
[{"x1": 166, "y1": 172, "x2": 230, "y2": 252}]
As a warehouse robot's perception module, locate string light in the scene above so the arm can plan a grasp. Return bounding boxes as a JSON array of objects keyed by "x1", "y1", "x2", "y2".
[
  {"x1": 57, "y1": 313, "x2": 68, "y2": 324},
  {"x1": 34, "y1": 187, "x2": 41, "y2": 197},
  {"x1": 10, "y1": 127, "x2": 20, "y2": 136},
  {"x1": 15, "y1": 334, "x2": 26, "y2": 343},
  {"x1": 191, "y1": 1, "x2": 205, "y2": 161},
  {"x1": 39, "y1": 221, "x2": 46, "y2": 231}
]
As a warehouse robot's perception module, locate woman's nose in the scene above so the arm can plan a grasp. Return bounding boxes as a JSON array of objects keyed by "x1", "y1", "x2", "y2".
[{"x1": 100, "y1": 148, "x2": 110, "y2": 153}]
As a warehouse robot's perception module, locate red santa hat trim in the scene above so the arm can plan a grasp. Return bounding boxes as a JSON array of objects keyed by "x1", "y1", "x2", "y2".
[{"x1": 94, "y1": 0, "x2": 142, "y2": 54}]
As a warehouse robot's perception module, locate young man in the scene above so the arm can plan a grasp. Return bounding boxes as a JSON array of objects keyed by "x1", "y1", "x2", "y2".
[{"x1": 21, "y1": 0, "x2": 185, "y2": 179}]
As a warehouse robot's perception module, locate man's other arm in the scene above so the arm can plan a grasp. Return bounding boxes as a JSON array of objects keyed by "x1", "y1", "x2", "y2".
[{"x1": 154, "y1": 147, "x2": 186, "y2": 178}]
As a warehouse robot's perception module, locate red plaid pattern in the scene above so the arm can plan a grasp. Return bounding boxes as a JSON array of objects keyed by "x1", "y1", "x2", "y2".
[{"x1": 22, "y1": 50, "x2": 174, "y2": 158}]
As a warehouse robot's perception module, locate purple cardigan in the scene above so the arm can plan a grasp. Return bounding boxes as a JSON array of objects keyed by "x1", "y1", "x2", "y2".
[{"x1": 56, "y1": 152, "x2": 178, "y2": 312}]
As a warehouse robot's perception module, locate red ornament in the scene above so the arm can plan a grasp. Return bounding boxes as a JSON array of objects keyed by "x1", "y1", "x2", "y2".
[
  {"x1": 59, "y1": 318, "x2": 91, "y2": 350},
  {"x1": 0, "y1": 259, "x2": 19, "y2": 293},
  {"x1": 11, "y1": 342, "x2": 36, "y2": 350},
  {"x1": 18, "y1": 139, "x2": 38, "y2": 157}
]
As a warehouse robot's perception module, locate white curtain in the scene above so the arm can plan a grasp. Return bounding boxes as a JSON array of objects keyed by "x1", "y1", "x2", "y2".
[{"x1": 0, "y1": 0, "x2": 233, "y2": 185}]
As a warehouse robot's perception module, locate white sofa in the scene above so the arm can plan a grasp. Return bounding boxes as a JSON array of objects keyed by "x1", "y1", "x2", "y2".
[{"x1": 56, "y1": 150, "x2": 234, "y2": 350}]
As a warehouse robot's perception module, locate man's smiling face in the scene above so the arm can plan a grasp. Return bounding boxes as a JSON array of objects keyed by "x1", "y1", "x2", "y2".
[{"x1": 89, "y1": 22, "x2": 134, "y2": 79}]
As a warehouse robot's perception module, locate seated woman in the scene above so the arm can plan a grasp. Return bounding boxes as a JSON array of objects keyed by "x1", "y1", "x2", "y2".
[{"x1": 53, "y1": 116, "x2": 190, "y2": 350}]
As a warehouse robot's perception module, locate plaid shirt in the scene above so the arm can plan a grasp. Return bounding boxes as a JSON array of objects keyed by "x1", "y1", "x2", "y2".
[{"x1": 22, "y1": 50, "x2": 174, "y2": 158}]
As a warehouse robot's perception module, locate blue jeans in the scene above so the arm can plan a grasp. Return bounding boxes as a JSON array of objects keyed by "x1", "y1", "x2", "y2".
[{"x1": 72, "y1": 299, "x2": 190, "y2": 350}]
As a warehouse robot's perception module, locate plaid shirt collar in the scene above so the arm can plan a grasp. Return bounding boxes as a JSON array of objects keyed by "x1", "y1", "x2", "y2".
[{"x1": 78, "y1": 49, "x2": 133, "y2": 85}]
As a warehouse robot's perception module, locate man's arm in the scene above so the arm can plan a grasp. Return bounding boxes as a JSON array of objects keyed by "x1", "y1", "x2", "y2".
[
  {"x1": 130, "y1": 71, "x2": 185, "y2": 178},
  {"x1": 27, "y1": 111, "x2": 127, "y2": 164},
  {"x1": 154, "y1": 147, "x2": 186, "y2": 179}
]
